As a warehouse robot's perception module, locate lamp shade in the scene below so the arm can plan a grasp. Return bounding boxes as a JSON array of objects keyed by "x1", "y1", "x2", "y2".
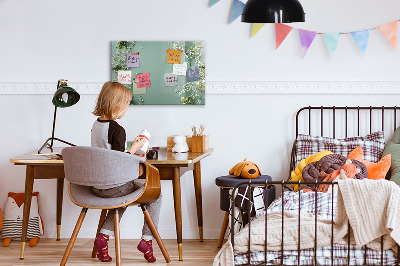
[
  {"x1": 52, "y1": 84, "x2": 80, "y2": 108},
  {"x1": 241, "y1": 0, "x2": 305, "y2": 23}
]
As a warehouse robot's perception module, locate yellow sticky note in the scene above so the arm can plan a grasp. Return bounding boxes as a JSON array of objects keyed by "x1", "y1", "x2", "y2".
[{"x1": 167, "y1": 49, "x2": 182, "y2": 64}]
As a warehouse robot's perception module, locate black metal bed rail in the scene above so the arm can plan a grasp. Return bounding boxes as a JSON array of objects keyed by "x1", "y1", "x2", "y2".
[
  {"x1": 230, "y1": 180, "x2": 400, "y2": 266},
  {"x1": 289, "y1": 106, "x2": 400, "y2": 183}
]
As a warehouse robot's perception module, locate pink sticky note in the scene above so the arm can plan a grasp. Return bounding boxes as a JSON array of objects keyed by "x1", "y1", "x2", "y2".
[{"x1": 136, "y1": 73, "x2": 151, "y2": 88}]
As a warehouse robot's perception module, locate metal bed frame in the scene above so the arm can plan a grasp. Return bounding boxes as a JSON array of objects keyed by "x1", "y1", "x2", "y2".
[{"x1": 230, "y1": 106, "x2": 400, "y2": 266}]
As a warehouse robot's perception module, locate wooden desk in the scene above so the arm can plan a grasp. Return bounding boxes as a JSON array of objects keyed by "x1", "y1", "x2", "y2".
[
  {"x1": 10, "y1": 147, "x2": 213, "y2": 261},
  {"x1": 9, "y1": 148, "x2": 64, "y2": 259},
  {"x1": 146, "y1": 148, "x2": 213, "y2": 260}
]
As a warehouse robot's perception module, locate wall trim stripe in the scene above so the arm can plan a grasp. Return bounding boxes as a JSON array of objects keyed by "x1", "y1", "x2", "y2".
[{"x1": 0, "y1": 81, "x2": 399, "y2": 95}]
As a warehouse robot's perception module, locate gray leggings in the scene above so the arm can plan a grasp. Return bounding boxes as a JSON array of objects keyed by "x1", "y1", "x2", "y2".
[{"x1": 92, "y1": 180, "x2": 162, "y2": 240}]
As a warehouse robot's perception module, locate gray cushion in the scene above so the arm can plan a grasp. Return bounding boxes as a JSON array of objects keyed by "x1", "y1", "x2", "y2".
[
  {"x1": 69, "y1": 180, "x2": 145, "y2": 208},
  {"x1": 382, "y1": 126, "x2": 400, "y2": 184},
  {"x1": 62, "y1": 146, "x2": 145, "y2": 188}
]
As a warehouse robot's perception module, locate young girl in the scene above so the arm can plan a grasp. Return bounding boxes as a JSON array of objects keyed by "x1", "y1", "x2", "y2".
[{"x1": 91, "y1": 81, "x2": 162, "y2": 263}]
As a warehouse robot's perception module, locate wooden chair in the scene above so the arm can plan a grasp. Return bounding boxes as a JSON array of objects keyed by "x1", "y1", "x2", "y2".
[{"x1": 60, "y1": 146, "x2": 171, "y2": 265}]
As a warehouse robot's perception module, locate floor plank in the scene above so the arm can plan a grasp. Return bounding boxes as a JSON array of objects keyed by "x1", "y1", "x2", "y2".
[{"x1": 0, "y1": 239, "x2": 221, "y2": 265}]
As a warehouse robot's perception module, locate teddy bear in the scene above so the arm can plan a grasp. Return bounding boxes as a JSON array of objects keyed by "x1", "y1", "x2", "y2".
[
  {"x1": 229, "y1": 159, "x2": 261, "y2": 179},
  {"x1": 172, "y1": 135, "x2": 189, "y2": 153},
  {"x1": 1, "y1": 192, "x2": 44, "y2": 247}
]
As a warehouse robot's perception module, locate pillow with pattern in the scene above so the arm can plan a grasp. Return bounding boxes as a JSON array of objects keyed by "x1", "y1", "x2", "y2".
[{"x1": 294, "y1": 131, "x2": 385, "y2": 167}]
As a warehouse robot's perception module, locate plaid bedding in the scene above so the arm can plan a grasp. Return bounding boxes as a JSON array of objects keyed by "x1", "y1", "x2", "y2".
[
  {"x1": 234, "y1": 244, "x2": 397, "y2": 265},
  {"x1": 294, "y1": 131, "x2": 385, "y2": 166},
  {"x1": 234, "y1": 191, "x2": 397, "y2": 265}
]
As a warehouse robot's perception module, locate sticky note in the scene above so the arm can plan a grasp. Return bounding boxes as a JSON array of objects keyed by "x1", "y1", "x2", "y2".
[
  {"x1": 164, "y1": 73, "x2": 178, "y2": 87},
  {"x1": 167, "y1": 49, "x2": 182, "y2": 64},
  {"x1": 186, "y1": 67, "x2": 200, "y2": 82},
  {"x1": 132, "y1": 82, "x2": 147, "y2": 94},
  {"x1": 117, "y1": 71, "x2": 132, "y2": 84},
  {"x1": 136, "y1": 73, "x2": 151, "y2": 88},
  {"x1": 127, "y1": 53, "x2": 140, "y2": 68},
  {"x1": 173, "y1": 62, "x2": 187, "y2": 76}
]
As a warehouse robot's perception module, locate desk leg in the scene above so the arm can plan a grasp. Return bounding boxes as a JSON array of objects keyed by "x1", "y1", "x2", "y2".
[
  {"x1": 172, "y1": 167, "x2": 183, "y2": 261},
  {"x1": 193, "y1": 161, "x2": 203, "y2": 242},
  {"x1": 56, "y1": 178, "x2": 64, "y2": 241},
  {"x1": 20, "y1": 165, "x2": 34, "y2": 259}
]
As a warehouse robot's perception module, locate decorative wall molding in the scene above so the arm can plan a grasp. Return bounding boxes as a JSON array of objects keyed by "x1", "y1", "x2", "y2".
[{"x1": 1, "y1": 81, "x2": 400, "y2": 95}]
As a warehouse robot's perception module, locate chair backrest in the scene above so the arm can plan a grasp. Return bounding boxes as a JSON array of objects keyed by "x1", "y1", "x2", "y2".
[{"x1": 62, "y1": 146, "x2": 145, "y2": 187}]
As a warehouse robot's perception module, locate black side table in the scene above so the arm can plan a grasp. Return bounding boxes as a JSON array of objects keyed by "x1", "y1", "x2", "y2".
[{"x1": 215, "y1": 175, "x2": 275, "y2": 248}]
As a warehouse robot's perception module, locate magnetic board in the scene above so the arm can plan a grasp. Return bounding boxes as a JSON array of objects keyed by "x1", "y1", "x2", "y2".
[{"x1": 111, "y1": 41, "x2": 205, "y2": 105}]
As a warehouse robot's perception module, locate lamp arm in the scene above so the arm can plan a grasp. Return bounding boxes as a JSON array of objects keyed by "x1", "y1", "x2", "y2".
[{"x1": 50, "y1": 105, "x2": 57, "y2": 148}]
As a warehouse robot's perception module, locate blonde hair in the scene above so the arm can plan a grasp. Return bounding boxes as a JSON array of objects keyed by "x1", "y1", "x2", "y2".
[{"x1": 93, "y1": 82, "x2": 133, "y2": 120}]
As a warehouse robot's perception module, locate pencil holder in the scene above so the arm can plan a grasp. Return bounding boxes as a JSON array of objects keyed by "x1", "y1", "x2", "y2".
[{"x1": 191, "y1": 135, "x2": 209, "y2": 153}]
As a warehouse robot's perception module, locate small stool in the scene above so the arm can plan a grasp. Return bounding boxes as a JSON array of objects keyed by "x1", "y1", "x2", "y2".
[{"x1": 215, "y1": 175, "x2": 275, "y2": 248}]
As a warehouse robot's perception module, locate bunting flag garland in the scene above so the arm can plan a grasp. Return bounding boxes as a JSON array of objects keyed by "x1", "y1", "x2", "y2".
[
  {"x1": 209, "y1": 0, "x2": 220, "y2": 7},
  {"x1": 275, "y1": 23, "x2": 293, "y2": 49},
  {"x1": 378, "y1": 21, "x2": 398, "y2": 50},
  {"x1": 229, "y1": 0, "x2": 245, "y2": 24},
  {"x1": 251, "y1": 23, "x2": 266, "y2": 38},
  {"x1": 298, "y1": 30, "x2": 317, "y2": 58},
  {"x1": 351, "y1": 29, "x2": 370, "y2": 55},
  {"x1": 323, "y1": 33, "x2": 341, "y2": 58},
  {"x1": 208, "y1": 4, "x2": 400, "y2": 57}
]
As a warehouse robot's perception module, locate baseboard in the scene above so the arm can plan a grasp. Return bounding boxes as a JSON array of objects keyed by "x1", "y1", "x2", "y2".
[{"x1": 1, "y1": 81, "x2": 400, "y2": 95}]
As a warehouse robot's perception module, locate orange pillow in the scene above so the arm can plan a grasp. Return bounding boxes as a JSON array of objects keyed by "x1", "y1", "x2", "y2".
[{"x1": 347, "y1": 146, "x2": 391, "y2": 180}]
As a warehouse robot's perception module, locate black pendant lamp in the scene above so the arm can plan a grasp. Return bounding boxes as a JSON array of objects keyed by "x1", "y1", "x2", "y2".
[{"x1": 242, "y1": 0, "x2": 305, "y2": 23}]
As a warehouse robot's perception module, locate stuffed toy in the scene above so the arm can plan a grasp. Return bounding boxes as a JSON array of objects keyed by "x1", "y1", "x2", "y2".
[
  {"x1": 229, "y1": 159, "x2": 261, "y2": 179},
  {"x1": 1, "y1": 192, "x2": 44, "y2": 247},
  {"x1": 172, "y1": 135, "x2": 189, "y2": 153},
  {"x1": 289, "y1": 150, "x2": 333, "y2": 191},
  {"x1": 348, "y1": 146, "x2": 391, "y2": 180}
]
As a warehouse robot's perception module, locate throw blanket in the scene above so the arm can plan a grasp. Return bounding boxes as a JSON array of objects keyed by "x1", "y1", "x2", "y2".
[
  {"x1": 335, "y1": 178, "x2": 399, "y2": 251},
  {"x1": 214, "y1": 179, "x2": 400, "y2": 266}
]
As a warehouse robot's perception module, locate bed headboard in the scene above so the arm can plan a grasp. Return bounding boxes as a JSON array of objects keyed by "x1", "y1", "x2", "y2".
[{"x1": 290, "y1": 106, "x2": 400, "y2": 179}]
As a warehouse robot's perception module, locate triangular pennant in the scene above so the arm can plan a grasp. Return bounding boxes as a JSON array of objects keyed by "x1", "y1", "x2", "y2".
[
  {"x1": 251, "y1": 23, "x2": 266, "y2": 38},
  {"x1": 378, "y1": 21, "x2": 398, "y2": 50},
  {"x1": 298, "y1": 29, "x2": 317, "y2": 58},
  {"x1": 275, "y1": 23, "x2": 293, "y2": 49},
  {"x1": 229, "y1": 0, "x2": 245, "y2": 24},
  {"x1": 323, "y1": 33, "x2": 341, "y2": 58},
  {"x1": 209, "y1": 0, "x2": 220, "y2": 7},
  {"x1": 351, "y1": 29, "x2": 370, "y2": 55}
]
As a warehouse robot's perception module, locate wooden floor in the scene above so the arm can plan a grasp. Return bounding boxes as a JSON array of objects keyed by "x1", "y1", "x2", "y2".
[{"x1": 0, "y1": 239, "x2": 221, "y2": 265}]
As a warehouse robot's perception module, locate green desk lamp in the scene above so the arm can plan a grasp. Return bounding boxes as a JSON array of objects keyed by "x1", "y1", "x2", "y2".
[{"x1": 38, "y1": 79, "x2": 80, "y2": 154}]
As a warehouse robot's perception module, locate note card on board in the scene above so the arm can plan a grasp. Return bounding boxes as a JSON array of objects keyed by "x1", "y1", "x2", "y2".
[
  {"x1": 173, "y1": 62, "x2": 187, "y2": 76},
  {"x1": 186, "y1": 67, "x2": 200, "y2": 82},
  {"x1": 136, "y1": 73, "x2": 151, "y2": 88},
  {"x1": 127, "y1": 53, "x2": 140, "y2": 68},
  {"x1": 167, "y1": 49, "x2": 182, "y2": 64},
  {"x1": 164, "y1": 73, "x2": 178, "y2": 87},
  {"x1": 118, "y1": 71, "x2": 132, "y2": 84}
]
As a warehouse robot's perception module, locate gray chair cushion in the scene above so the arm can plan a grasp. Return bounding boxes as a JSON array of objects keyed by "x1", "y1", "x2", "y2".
[
  {"x1": 69, "y1": 180, "x2": 145, "y2": 208},
  {"x1": 62, "y1": 146, "x2": 145, "y2": 188}
]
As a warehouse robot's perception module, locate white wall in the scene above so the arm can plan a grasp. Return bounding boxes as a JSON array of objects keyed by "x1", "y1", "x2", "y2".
[{"x1": 1, "y1": 0, "x2": 400, "y2": 240}]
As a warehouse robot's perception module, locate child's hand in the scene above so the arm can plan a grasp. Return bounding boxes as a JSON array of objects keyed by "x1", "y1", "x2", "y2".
[{"x1": 129, "y1": 137, "x2": 147, "y2": 155}]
